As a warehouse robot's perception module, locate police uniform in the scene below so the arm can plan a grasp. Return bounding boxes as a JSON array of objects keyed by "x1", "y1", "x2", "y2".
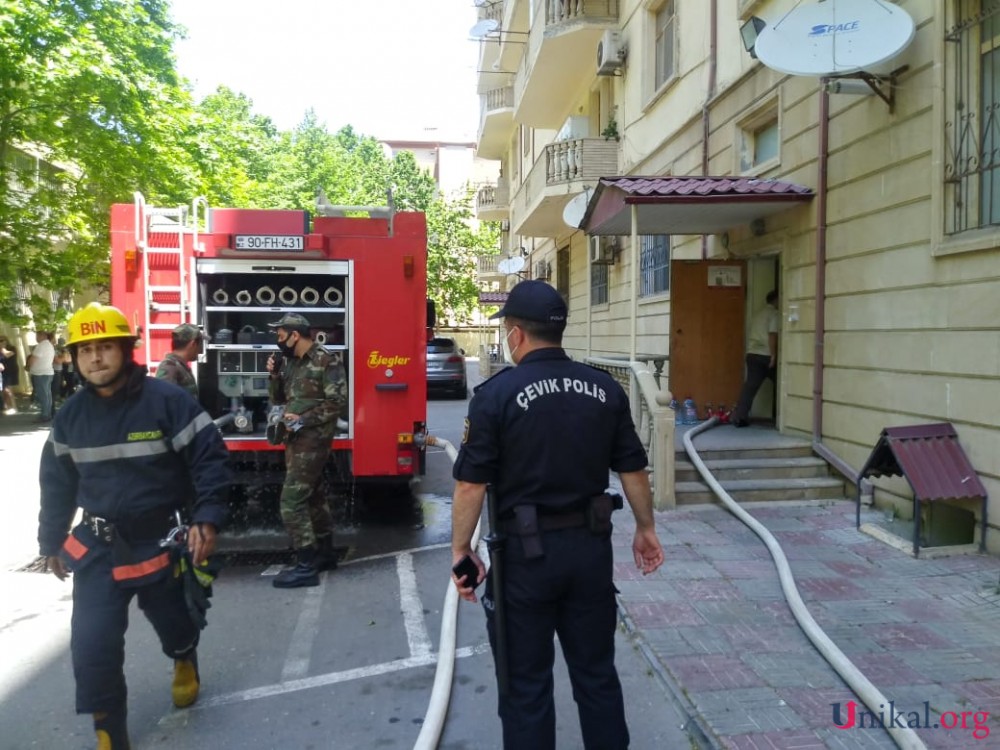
[
  {"x1": 453, "y1": 283, "x2": 647, "y2": 750},
  {"x1": 38, "y1": 359, "x2": 231, "y2": 720}
]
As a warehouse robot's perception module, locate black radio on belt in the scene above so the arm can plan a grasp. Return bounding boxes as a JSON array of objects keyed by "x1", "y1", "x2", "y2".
[{"x1": 586, "y1": 493, "x2": 623, "y2": 535}]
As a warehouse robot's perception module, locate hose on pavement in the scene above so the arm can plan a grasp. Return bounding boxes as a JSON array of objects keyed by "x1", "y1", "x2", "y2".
[
  {"x1": 413, "y1": 435, "x2": 482, "y2": 750},
  {"x1": 683, "y1": 418, "x2": 926, "y2": 750}
]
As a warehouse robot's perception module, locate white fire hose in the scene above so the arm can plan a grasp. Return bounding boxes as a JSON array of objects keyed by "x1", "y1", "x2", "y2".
[
  {"x1": 300, "y1": 286, "x2": 320, "y2": 306},
  {"x1": 278, "y1": 286, "x2": 298, "y2": 305},
  {"x1": 324, "y1": 286, "x2": 344, "y2": 307},
  {"x1": 413, "y1": 435, "x2": 483, "y2": 750},
  {"x1": 212, "y1": 288, "x2": 229, "y2": 305},
  {"x1": 256, "y1": 285, "x2": 276, "y2": 306},
  {"x1": 234, "y1": 290, "x2": 252, "y2": 306},
  {"x1": 684, "y1": 418, "x2": 926, "y2": 750}
]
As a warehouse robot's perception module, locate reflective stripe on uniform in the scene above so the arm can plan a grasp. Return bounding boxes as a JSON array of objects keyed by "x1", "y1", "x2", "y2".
[
  {"x1": 171, "y1": 411, "x2": 213, "y2": 452},
  {"x1": 69, "y1": 440, "x2": 171, "y2": 463},
  {"x1": 63, "y1": 534, "x2": 88, "y2": 561},
  {"x1": 111, "y1": 552, "x2": 171, "y2": 582},
  {"x1": 47, "y1": 433, "x2": 71, "y2": 457}
]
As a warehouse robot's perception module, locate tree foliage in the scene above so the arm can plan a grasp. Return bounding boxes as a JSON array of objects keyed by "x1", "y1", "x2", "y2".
[
  {"x1": 1, "y1": 3, "x2": 489, "y2": 326},
  {"x1": 0, "y1": 0, "x2": 196, "y2": 326}
]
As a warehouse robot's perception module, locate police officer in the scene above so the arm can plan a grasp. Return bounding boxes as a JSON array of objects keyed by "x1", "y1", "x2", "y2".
[
  {"x1": 451, "y1": 280, "x2": 665, "y2": 750},
  {"x1": 38, "y1": 302, "x2": 232, "y2": 749},
  {"x1": 155, "y1": 323, "x2": 203, "y2": 398},
  {"x1": 266, "y1": 313, "x2": 348, "y2": 588}
]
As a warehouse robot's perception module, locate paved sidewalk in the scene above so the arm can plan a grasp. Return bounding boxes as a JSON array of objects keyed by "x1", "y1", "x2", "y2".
[{"x1": 611, "y1": 498, "x2": 1000, "y2": 749}]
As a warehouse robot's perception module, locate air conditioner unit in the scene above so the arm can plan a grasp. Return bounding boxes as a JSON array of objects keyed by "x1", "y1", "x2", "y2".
[
  {"x1": 597, "y1": 30, "x2": 623, "y2": 76},
  {"x1": 591, "y1": 236, "x2": 617, "y2": 265},
  {"x1": 534, "y1": 260, "x2": 551, "y2": 280}
]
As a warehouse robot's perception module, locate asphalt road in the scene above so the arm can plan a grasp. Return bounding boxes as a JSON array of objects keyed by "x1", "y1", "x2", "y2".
[{"x1": 0, "y1": 365, "x2": 693, "y2": 749}]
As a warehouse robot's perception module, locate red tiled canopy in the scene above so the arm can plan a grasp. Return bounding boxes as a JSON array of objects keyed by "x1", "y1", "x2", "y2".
[{"x1": 579, "y1": 175, "x2": 815, "y2": 235}]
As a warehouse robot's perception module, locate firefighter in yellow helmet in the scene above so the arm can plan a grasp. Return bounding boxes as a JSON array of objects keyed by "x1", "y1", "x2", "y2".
[{"x1": 38, "y1": 302, "x2": 232, "y2": 749}]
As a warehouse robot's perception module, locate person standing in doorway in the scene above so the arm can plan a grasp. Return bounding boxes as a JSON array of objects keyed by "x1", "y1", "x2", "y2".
[
  {"x1": 28, "y1": 330, "x2": 56, "y2": 422},
  {"x1": 732, "y1": 289, "x2": 780, "y2": 428},
  {"x1": 450, "y1": 280, "x2": 665, "y2": 749},
  {"x1": 265, "y1": 313, "x2": 347, "y2": 588}
]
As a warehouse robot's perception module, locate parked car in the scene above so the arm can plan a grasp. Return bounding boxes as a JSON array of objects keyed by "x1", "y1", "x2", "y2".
[{"x1": 426, "y1": 337, "x2": 467, "y2": 399}]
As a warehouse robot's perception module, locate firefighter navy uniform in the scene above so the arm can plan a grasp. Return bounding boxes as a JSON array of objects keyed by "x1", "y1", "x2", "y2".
[
  {"x1": 38, "y1": 364, "x2": 231, "y2": 718},
  {"x1": 453, "y1": 347, "x2": 648, "y2": 750}
]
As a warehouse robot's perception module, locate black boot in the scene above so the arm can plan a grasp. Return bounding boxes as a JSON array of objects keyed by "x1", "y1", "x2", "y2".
[
  {"x1": 273, "y1": 546, "x2": 320, "y2": 588},
  {"x1": 315, "y1": 535, "x2": 338, "y2": 572}
]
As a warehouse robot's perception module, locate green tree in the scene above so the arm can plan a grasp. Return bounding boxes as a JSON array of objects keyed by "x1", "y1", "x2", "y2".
[{"x1": 0, "y1": 0, "x2": 195, "y2": 325}]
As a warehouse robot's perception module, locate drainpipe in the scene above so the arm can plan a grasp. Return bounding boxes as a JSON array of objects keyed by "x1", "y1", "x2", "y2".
[
  {"x1": 811, "y1": 82, "x2": 864, "y2": 491},
  {"x1": 700, "y1": 0, "x2": 718, "y2": 260}
]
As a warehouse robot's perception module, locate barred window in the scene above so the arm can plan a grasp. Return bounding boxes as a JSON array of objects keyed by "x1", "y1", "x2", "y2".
[
  {"x1": 945, "y1": 1, "x2": 1000, "y2": 233},
  {"x1": 640, "y1": 235, "x2": 670, "y2": 296},
  {"x1": 591, "y1": 262, "x2": 609, "y2": 306}
]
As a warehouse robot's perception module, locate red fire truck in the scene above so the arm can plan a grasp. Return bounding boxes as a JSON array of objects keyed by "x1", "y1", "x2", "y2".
[{"x1": 109, "y1": 192, "x2": 429, "y2": 527}]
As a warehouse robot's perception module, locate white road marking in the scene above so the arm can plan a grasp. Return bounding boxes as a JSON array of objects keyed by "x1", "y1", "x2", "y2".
[
  {"x1": 165, "y1": 643, "x2": 490, "y2": 715},
  {"x1": 280, "y1": 576, "x2": 325, "y2": 681},
  {"x1": 397, "y1": 552, "x2": 432, "y2": 658}
]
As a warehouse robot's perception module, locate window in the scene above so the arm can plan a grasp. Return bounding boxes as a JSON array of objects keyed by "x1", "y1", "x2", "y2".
[
  {"x1": 740, "y1": 120, "x2": 778, "y2": 172},
  {"x1": 653, "y1": 1, "x2": 676, "y2": 91},
  {"x1": 946, "y1": 1, "x2": 1000, "y2": 233},
  {"x1": 639, "y1": 235, "x2": 670, "y2": 296},
  {"x1": 556, "y1": 247, "x2": 570, "y2": 302},
  {"x1": 591, "y1": 261, "x2": 609, "y2": 306}
]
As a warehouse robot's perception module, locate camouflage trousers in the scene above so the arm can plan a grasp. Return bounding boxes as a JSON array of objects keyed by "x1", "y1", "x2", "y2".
[{"x1": 280, "y1": 434, "x2": 333, "y2": 549}]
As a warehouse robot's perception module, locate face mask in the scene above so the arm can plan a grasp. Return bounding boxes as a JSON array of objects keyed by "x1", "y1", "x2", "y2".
[
  {"x1": 501, "y1": 327, "x2": 518, "y2": 365},
  {"x1": 277, "y1": 334, "x2": 297, "y2": 358}
]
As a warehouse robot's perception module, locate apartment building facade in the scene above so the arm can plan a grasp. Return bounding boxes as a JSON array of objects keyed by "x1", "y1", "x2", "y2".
[{"x1": 473, "y1": 0, "x2": 1000, "y2": 552}]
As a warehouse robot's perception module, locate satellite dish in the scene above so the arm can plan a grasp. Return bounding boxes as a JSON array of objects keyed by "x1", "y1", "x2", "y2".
[
  {"x1": 562, "y1": 188, "x2": 593, "y2": 229},
  {"x1": 469, "y1": 18, "x2": 500, "y2": 38},
  {"x1": 497, "y1": 256, "x2": 525, "y2": 275},
  {"x1": 754, "y1": 0, "x2": 915, "y2": 77}
]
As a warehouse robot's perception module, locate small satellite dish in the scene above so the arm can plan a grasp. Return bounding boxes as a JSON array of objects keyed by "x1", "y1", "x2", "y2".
[
  {"x1": 497, "y1": 256, "x2": 525, "y2": 275},
  {"x1": 754, "y1": 0, "x2": 915, "y2": 77},
  {"x1": 562, "y1": 188, "x2": 593, "y2": 229},
  {"x1": 469, "y1": 18, "x2": 500, "y2": 38}
]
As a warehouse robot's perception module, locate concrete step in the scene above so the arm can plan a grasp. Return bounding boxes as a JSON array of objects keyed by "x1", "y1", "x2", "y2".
[
  {"x1": 674, "y1": 456, "x2": 831, "y2": 483},
  {"x1": 676, "y1": 445, "x2": 814, "y2": 461},
  {"x1": 675, "y1": 476, "x2": 847, "y2": 505}
]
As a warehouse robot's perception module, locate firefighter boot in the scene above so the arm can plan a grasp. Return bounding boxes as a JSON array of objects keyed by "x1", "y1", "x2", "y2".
[
  {"x1": 172, "y1": 650, "x2": 200, "y2": 708},
  {"x1": 273, "y1": 546, "x2": 320, "y2": 588},
  {"x1": 93, "y1": 709, "x2": 130, "y2": 749},
  {"x1": 315, "y1": 535, "x2": 338, "y2": 572}
]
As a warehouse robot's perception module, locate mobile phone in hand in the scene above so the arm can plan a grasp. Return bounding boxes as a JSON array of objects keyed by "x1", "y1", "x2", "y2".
[{"x1": 452, "y1": 555, "x2": 481, "y2": 589}]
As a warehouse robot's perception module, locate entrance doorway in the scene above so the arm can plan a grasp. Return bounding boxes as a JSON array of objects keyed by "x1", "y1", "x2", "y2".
[{"x1": 668, "y1": 260, "x2": 746, "y2": 418}]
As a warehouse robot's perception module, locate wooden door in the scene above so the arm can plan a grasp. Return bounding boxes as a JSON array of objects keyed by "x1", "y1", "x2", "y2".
[{"x1": 668, "y1": 260, "x2": 746, "y2": 415}]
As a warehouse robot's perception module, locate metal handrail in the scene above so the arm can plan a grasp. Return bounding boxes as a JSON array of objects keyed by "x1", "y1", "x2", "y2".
[{"x1": 586, "y1": 357, "x2": 675, "y2": 509}]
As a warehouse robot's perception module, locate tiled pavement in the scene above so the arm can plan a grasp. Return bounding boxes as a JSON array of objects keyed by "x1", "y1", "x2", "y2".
[{"x1": 612, "y1": 500, "x2": 1000, "y2": 750}]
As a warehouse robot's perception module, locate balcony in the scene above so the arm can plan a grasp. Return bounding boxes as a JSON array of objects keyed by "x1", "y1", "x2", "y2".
[
  {"x1": 477, "y1": 86, "x2": 515, "y2": 160},
  {"x1": 511, "y1": 137, "x2": 620, "y2": 237},
  {"x1": 514, "y1": 0, "x2": 620, "y2": 128},
  {"x1": 476, "y1": 180, "x2": 511, "y2": 221}
]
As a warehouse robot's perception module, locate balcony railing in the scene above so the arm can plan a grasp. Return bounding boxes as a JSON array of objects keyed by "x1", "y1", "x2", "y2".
[
  {"x1": 476, "y1": 182, "x2": 510, "y2": 214},
  {"x1": 483, "y1": 86, "x2": 514, "y2": 113},
  {"x1": 545, "y1": 138, "x2": 618, "y2": 183},
  {"x1": 477, "y1": 255, "x2": 502, "y2": 275},
  {"x1": 546, "y1": 0, "x2": 618, "y2": 25}
]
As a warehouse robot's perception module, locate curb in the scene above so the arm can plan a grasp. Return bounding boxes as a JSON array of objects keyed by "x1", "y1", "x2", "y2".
[{"x1": 617, "y1": 597, "x2": 721, "y2": 750}]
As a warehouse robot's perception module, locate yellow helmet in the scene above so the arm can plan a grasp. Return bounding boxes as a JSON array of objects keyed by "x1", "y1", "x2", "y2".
[{"x1": 67, "y1": 302, "x2": 135, "y2": 345}]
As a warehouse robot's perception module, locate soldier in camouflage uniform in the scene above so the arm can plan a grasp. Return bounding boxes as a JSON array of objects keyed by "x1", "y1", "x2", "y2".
[
  {"x1": 266, "y1": 313, "x2": 347, "y2": 588},
  {"x1": 155, "y1": 324, "x2": 203, "y2": 399}
]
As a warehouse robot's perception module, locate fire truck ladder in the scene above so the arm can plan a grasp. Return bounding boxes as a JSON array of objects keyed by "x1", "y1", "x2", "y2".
[{"x1": 135, "y1": 192, "x2": 190, "y2": 370}]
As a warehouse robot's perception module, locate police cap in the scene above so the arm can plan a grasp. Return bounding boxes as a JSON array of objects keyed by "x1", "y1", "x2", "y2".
[
  {"x1": 268, "y1": 313, "x2": 311, "y2": 330},
  {"x1": 489, "y1": 280, "x2": 567, "y2": 324}
]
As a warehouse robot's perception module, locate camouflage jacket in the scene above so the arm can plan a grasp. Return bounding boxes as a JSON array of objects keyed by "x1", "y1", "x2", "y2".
[
  {"x1": 155, "y1": 352, "x2": 198, "y2": 398},
  {"x1": 269, "y1": 343, "x2": 347, "y2": 437}
]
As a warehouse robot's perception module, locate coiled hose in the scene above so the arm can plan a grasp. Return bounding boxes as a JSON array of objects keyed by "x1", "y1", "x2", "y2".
[{"x1": 683, "y1": 418, "x2": 926, "y2": 750}]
